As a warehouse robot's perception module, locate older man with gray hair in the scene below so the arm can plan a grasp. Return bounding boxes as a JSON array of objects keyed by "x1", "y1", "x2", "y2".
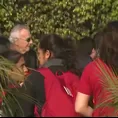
[{"x1": 9, "y1": 24, "x2": 33, "y2": 54}]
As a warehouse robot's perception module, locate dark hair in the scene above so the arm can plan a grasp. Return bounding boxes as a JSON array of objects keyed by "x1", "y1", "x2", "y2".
[
  {"x1": 0, "y1": 36, "x2": 22, "y2": 87},
  {"x1": 2, "y1": 51, "x2": 22, "y2": 64},
  {"x1": 77, "y1": 37, "x2": 94, "y2": 56},
  {"x1": 92, "y1": 31, "x2": 103, "y2": 58},
  {"x1": 0, "y1": 35, "x2": 10, "y2": 54},
  {"x1": 99, "y1": 21, "x2": 118, "y2": 73},
  {"x1": 0, "y1": 50, "x2": 23, "y2": 88},
  {"x1": 0, "y1": 35, "x2": 22, "y2": 63},
  {"x1": 93, "y1": 32, "x2": 103, "y2": 51},
  {"x1": 24, "y1": 49, "x2": 38, "y2": 69},
  {"x1": 39, "y1": 34, "x2": 79, "y2": 75},
  {"x1": 76, "y1": 37, "x2": 93, "y2": 76}
]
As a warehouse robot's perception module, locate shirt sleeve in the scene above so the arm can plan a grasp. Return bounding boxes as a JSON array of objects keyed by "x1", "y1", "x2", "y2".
[{"x1": 78, "y1": 63, "x2": 93, "y2": 95}]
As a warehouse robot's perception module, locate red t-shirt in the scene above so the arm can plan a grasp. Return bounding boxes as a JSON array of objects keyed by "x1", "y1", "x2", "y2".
[{"x1": 78, "y1": 58, "x2": 117, "y2": 117}]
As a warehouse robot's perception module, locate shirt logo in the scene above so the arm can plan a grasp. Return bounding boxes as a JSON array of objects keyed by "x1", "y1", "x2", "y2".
[{"x1": 63, "y1": 86, "x2": 73, "y2": 97}]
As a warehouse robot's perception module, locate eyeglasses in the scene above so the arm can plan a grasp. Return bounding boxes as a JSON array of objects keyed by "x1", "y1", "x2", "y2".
[{"x1": 26, "y1": 37, "x2": 32, "y2": 42}]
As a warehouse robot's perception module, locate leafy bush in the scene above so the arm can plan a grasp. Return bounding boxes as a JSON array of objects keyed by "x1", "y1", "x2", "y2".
[{"x1": 0, "y1": 0, "x2": 118, "y2": 40}]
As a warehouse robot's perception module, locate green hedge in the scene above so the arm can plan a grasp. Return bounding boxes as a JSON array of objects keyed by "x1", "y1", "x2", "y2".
[{"x1": 0, "y1": 0, "x2": 118, "y2": 40}]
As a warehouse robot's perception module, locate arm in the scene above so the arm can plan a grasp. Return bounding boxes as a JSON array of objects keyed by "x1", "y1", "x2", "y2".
[
  {"x1": 75, "y1": 63, "x2": 94, "y2": 117},
  {"x1": 75, "y1": 92, "x2": 93, "y2": 117}
]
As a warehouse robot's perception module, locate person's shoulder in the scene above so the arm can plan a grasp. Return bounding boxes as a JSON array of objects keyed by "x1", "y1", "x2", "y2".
[
  {"x1": 83, "y1": 58, "x2": 104, "y2": 76},
  {"x1": 22, "y1": 70, "x2": 45, "y2": 89},
  {"x1": 27, "y1": 70, "x2": 44, "y2": 82},
  {"x1": 84, "y1": 60, "x2": 96, "y2": 70}
]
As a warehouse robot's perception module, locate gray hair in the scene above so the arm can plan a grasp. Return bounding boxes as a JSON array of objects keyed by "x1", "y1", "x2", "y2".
[{"x1": 9, "y1": 24, "x2": 30, "y2": 43}]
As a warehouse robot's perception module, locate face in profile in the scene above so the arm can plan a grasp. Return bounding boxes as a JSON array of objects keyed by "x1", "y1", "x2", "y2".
[
  {"x1": 14, "y1": 29, "x2": 33, "y2": 54},
  {"x1": 90, "y1": 48, "x2": 97, "y2": 60},
  {"x1": 16, "y1": 56, "x2": 27, "y2": 71},
  {"x1": 8, "y1": 56, "x2": 28, "y2": 82},
  {"x1": 38, "y1": 48, "x2": 51, "y2": 66}
]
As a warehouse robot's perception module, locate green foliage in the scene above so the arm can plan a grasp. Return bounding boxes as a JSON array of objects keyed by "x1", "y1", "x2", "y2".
[{"x1": 0, "y1": 0, "x2": 118, "y2": 40}]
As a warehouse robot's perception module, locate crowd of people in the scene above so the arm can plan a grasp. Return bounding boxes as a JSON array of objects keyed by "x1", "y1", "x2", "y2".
[{"x1": 0, "y1": 20, "x2": 118, "y2": 117}]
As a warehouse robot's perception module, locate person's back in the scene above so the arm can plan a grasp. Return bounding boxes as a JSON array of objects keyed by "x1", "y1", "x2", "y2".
[
  {"x1": 78, "y1": 58, "x2": 115, "y2": 116},
  {"x1": 75, "y1": 21, "x2": 118, "y2": 117},
  {"x1": 36, "y1": 64, "x2": 79, "y2": 117}
]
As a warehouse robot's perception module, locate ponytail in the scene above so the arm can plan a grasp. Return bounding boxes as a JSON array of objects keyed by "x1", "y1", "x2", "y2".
[{"x1": 62, "y1": 37, "x2": 80, "y2": 76}]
